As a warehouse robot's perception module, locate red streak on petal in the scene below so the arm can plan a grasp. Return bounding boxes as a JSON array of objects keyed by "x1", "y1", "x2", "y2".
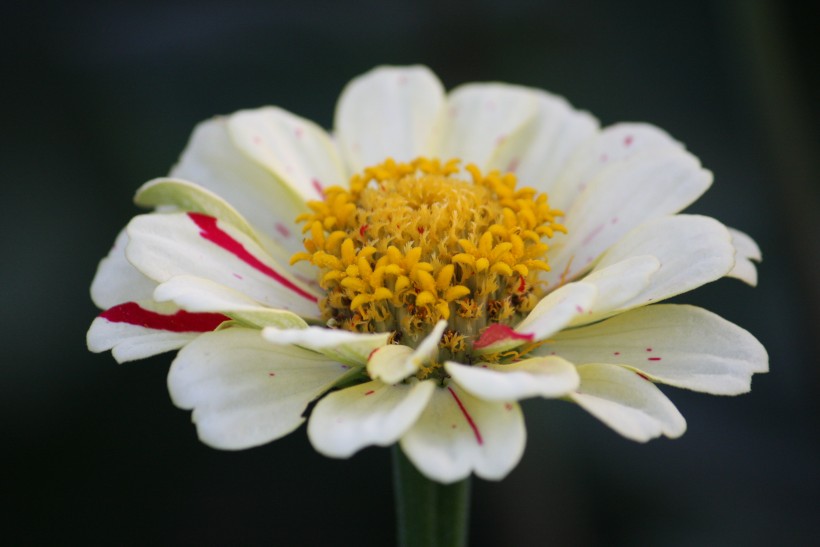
[
  {"x1": 646, "y1": 347, "x2": 653, "y2": 352},
  {"x1": 364, "y1": 390, "x2": 375, "y2": 396},
  {"x1": 614, "y1": 352, "x2": 621, "y2": 356},
  {"x1": 648, "y1": 357, "x2": 662, "y2": 361},
  {"x1": 447, "y1": 387, "x2": 483, "y2": 445},
  {"x1": 100, "y1": 302, "x2": 227, "y2": 332},
  {"x1": 473, "y1": 324, "x2": 534, "y2": 350},
  {"x1": 188, "y1": 213, "x2": 317, "y2": 303},
  {"x1": 636, "y1": 372, "x2": 651, "y2": 381}
]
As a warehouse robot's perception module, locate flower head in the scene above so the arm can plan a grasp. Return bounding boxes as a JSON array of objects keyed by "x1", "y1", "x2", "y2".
[{"x1": 88, "y1": 66, "x2": 767, "y2": 483}]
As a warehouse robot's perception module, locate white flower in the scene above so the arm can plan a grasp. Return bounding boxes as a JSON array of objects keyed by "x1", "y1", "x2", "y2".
[{"x1": 87, "y1": 65, "x2": 767, "y2": 484}]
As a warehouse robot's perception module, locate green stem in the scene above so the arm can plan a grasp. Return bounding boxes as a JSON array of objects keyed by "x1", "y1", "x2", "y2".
[{"x1": 392, "y1": 444, "x2": 471, "y2": 547}]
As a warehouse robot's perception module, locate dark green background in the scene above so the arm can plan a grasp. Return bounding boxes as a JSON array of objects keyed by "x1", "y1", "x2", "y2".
[{"x1": 3, "y1": 1, "x2": 818, "y2": 544}]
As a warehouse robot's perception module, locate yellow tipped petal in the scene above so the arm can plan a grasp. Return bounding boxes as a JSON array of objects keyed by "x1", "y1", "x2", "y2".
[
  {"x1": 395, "y1": 276, "x2": 410, "y2": 293},
  {"x1": 341, "y1": 238, "x2": 356, "y2": 264},
  {"x1": 415, "y1": 270, "x2": 437, "y2": 293},
  {"x1": 289, "y1": 252, "x2": 312, "y2": 265},
  {"x1": 350, "y1": 294, "x2": 371, "y2": 310},
  {"x1": 453, "y1": 253, "x2": 476, "y2": 267},
  {"x1": 490, "y1": 262, "x2": 513, "y2": 276},
  {"x1": 436, "y1": 264, "x2": 455, "y2": 291},
  {"x1": 415, "y1": 291, "x2": 436, "y2": 307},
  {"x1": 444, "y1": 285, "x2": 471, "y2": 301},
  {"x1": 372, "y1": 287, "x2": 393, "y2": 300}
]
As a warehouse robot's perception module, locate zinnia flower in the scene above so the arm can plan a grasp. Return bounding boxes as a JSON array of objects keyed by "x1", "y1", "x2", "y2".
[{"x1": 88, "y1": 65, "x2": 767, "y2": 483}]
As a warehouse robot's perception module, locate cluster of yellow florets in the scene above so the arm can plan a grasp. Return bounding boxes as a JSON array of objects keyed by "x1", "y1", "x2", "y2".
[{"x1": 291, "y1": 157, "x2": 565, "y2": 347}]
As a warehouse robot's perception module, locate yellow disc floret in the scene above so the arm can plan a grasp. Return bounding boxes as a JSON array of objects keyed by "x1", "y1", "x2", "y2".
[{"x1": 291, "y1": 157, "x2": 566, "y2": 351}]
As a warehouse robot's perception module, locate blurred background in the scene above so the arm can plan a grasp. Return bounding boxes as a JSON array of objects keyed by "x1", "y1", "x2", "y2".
[{"x1": 2, "y1": 0, "x2": 817, "y2": 544}]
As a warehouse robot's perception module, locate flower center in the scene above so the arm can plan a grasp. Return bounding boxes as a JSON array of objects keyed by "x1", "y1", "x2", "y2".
[{"x1": 292, "y1": 157, "x2": 565, "y2": 362}]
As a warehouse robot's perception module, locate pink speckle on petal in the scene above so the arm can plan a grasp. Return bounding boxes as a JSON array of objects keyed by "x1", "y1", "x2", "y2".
[
  {"x1": 611, "y1": 217, "x2": 619, "y2": 224},
  {"x1": 507, "y1": 158, "x2": 520, "y2": 172},
  {"x1": 268, "y1": 372, "x2": 276, "y2": 377},
  {"x1": 232, "y1": 272, "x2": 243, "y2": 280},
  {"x1": 646, "y1": 347, "x2": 653, "y2": 352},
  {"x1": 624, "y1": 135, "x2": 634, "y2": 147},
  {"x1": 600, "y1": 153, "x2": 609, "y2": 162},
  {"x1": 294, "y1": 127, "x2": 304, "y2": 139},
  {"x1": 575, "y1": 305, "x2": 584, "y2": 313},
  {"x1": 275, "y1": 223, "x2": 291, "y2": 238},
  {"x1": 397, "y1": 75, "x2": 408, "y2": 85},
  {"x1": 312, "y1": 178, "x2": 325, "y2": 198},
  {"x1": 253, "y1": 135, "x2": 262, "y2": 145},
  {"x1": 614, "y1": 351, "x2": 621, "y2": 356},
  {"x1": 504, "y1": 403, "x2": 513, "y2": 411},
  {"x1": 582, "y1": 223, "x2": 605, "y2": 246}
]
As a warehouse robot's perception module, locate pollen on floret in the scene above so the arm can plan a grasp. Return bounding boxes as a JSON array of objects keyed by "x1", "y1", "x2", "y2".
[{"x1": 291, "y1": 156, "x2": 565, "y2": 361}]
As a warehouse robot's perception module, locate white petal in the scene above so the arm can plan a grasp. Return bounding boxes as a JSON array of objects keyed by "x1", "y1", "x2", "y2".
[
  {"x1": 335, "y1": 65, "x2": 445, "y2": 171},
  {"x1": 368, "y1": 321, "x2": 447, "y2": 384},
  {"x1": 169, "y1": 329, "x2": 348, "y2": 450},
  {"x1": 87, "y1": 300, "x2": 225, "y2": 363},
  {"x1": 726, "y1": 227, "x2": 762, "y2": 286},
  {"x1": 125, "y1": 212, "x2": 321, "y2": 320},
  {"x1": 228, "y1": 106, "x2": 347, "y2": 202},
  {"x1": 262, "y1": 326, "x2": 390, "y2": 367},
  {"x1": 515, "y1": 282, "x2": 598, "y2": 341},
  {"x1": 366, "y1": 345, "x2": 414, "y2": 384},
  {"x1": 437, "y1": 83, "x2": 540, "y2": 168},
  {"x1": 308, "y1": 379, "x2": 435, "y2": 458},
  {"x1": 135, "y1": 178, "x2": 259, "y2": 241},
  {"x1": 545, "y1": 304, "x2": 769, "y2": 395},
  {"x1": 401, "y1": 383, "x2": 525, "y2": 483},
  {"x1": 154, "y1": 275, "x2": 308, "y2": 329},
  {"x1": 90, "y1": 229, "x2": 157, "y2": 309},
  {"x1": 571, "y1": 255, "x2": 660, "y2": 325},
  {"x1": 547, "y1": 123, "x2": 684, "y2": 211},
  {"x1": 572, "y1": 215, "x2": 735, "y2": 323},
  {"x1": 488, "y1": 91, "x2": 599, "y2": 193},
  {"x1": 570, "y1": 363, "x2": 687, "y2": 442},
  {"x1": 445, "y1": 356, "x2": 579, "y2": 401},
  {"x1": 544, "y1": 135, "x2": 712, "y2": 287},
  {"x1": 169, "y1": 115, "x2": 309, "y2": 254},
  {"x1": 473, "y1": 282, "x2": 597, "y2": 354}
]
